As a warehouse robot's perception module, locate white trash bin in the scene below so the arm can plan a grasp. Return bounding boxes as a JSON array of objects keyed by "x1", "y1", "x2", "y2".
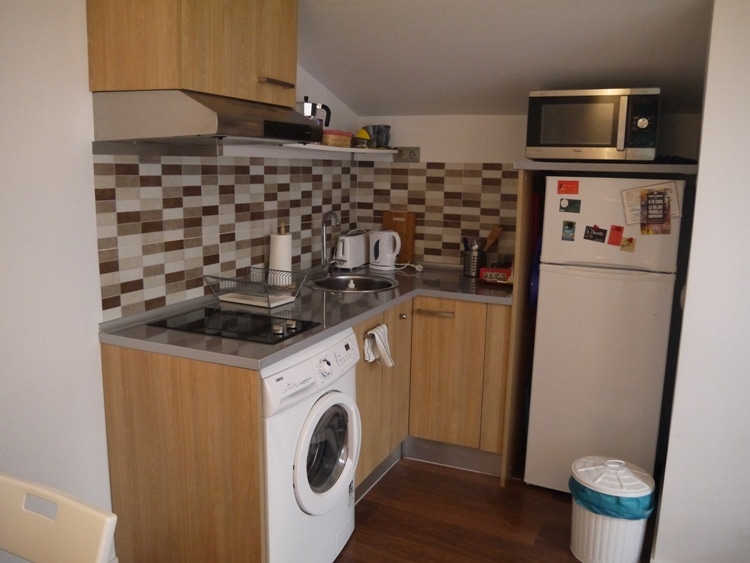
[{"x1": 569, "y1": 456, "x2": 655, "y2": 563}]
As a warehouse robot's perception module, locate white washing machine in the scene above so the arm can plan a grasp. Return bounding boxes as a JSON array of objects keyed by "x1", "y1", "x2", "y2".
[{"x1": 261, "y1": 328, "x2": 361, "y2": 563}]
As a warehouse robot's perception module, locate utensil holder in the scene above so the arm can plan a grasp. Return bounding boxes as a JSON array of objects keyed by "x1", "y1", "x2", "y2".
[{"x1": 463, "y1": 250, "x2": 486, "y2": 277}]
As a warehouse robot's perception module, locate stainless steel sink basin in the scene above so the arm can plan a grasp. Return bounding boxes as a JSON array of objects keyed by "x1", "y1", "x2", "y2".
[{"x1": 309, "y1": 274, "x2": 398, "y2": 293}]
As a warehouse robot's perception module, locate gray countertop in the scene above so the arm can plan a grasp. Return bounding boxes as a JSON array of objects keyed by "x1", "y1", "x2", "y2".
[{"x1": 99, "y1": 265, "x2": 513, "y2": 371}]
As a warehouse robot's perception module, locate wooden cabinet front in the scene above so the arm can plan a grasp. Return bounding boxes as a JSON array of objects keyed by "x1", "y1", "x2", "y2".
[
  {"x1": 381, "y1": 300, "x2": 413, "y2": 457},
  {"x1": 353, "y1": 299, "x2": 413, "y2": 486},
  {"x1": 353, "y1": 313, "x2": 384, "y2": 485},
  {"x1": 480, "y1": 304, "x2": 512, "y2": 454},
  {"x1": 409, "y1": 297, "x2": 488, "y2": 448},
  {"x1": 101, "y1": 345, "x2": 265, "y2": 563},
  {"x1": 87, "y1": 0, "x2": 297, "y2": 107}
]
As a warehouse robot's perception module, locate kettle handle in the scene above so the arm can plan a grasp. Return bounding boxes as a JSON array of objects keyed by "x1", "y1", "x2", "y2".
[
  {"x1": 392, "y1": 233, "x2": 401, "y2": 258},
  {"x1": 320, "y1": 104, "x2": 331, "y2": 127}
]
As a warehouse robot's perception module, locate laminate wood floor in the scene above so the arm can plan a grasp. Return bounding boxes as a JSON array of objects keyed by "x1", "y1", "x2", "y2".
[{"x1": 336, "y1": 459, "x2": 653, "y2": 563}]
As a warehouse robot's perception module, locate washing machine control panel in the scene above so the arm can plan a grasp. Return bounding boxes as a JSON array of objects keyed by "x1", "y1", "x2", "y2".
[
  {"x1": 316, "y1": 336, "x2": 359, "y2": 379},
  {"x1": 317, "y1": 358, "x2": 333, "y2": 377},
  {"x1": 261, "y1": 330, "x2": 360, "y2": 416}
]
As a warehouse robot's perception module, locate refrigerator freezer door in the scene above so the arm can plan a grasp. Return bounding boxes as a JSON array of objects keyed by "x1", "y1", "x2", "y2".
[
  {"x1": 542, "y1": 176, "x2": 684, "y2": 273},
  {"x1": 524, "y1": 263, "x2": 674, "y2": 492}
]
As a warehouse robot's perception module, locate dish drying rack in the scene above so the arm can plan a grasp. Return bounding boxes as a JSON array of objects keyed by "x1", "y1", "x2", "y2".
[{"x1": 204, "y1": 268, "x2": 307, "y2": 308}]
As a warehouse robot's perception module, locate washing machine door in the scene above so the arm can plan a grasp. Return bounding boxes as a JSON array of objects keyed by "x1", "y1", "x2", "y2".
[{"x1": 293, "y1": 390, "x2": 361, "y2": 515}]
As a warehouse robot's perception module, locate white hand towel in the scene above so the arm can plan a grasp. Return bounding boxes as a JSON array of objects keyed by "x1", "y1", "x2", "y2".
[{"x1": 364, "y1": 324, "x2": 395, "y2": 367}]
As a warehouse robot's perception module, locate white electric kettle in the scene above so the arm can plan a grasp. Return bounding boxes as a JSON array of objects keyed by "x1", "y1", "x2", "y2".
[{"x1": 369, "y1": 230, "x2": 401, "y2": 271}]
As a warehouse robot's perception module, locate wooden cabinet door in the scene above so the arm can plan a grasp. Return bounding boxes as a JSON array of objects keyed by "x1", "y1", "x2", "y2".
[
  {"x1": 381, "y1": 299, "x2": 413, "y2": 458},
  {"x1": 88, "y1": 0, "x2": 297, "y2": 106},
  {"x1": 180, "y1": 0, "x2": 257, "y2": 100},
  {"x1": 254, "y1": 0, "x2": 298, "y2": 107},
  {"x1": 100, "y1": 345, "x2": 265, "y2": 563},
  {"x1": 480, "y1": 304, "x2": 512, "y2": 453},
  {"x1": 409, "y1": 297, "x2": 488, "y2": 448},
  {"x1": 88, "y1": 0, "x2": 183, "y2": 91},
  {"x1": 353, "y1": 313, "x2": 384, "y2": 486}
]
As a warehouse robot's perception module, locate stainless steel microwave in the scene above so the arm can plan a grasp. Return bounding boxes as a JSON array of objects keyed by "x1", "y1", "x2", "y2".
[{"x1": 525, "y1": 88, "x2": 660, "y2": 162}]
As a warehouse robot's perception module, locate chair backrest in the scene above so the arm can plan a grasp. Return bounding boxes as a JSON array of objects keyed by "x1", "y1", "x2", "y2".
[{"x1": 0, "y1": 472, "x2": 116, "y2": 563}]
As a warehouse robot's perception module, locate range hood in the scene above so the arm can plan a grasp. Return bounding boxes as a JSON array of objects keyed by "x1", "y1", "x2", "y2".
[{"x1": 92, "y1": 90, "x2": 323, "y2": 148}]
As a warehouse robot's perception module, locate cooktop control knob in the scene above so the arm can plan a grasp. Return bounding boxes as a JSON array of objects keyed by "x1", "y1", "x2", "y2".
[
  {"x1": 318, "y1": 358, "x2": 332, "y2": 378},
  {"x1": 636, "y1": 116, "x2": 650, "y2": 129}
]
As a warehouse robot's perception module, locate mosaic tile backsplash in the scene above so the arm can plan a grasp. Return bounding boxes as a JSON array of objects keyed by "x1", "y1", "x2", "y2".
[{"x1": 93, "y1": 154, "x2": 517, "y2": 321}]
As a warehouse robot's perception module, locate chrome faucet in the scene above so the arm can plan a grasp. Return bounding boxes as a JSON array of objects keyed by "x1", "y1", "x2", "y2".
[
  {"x1": 321, "y1": 210, "x2": 340, "y2": 266},
  {"x1": 327, "y1": 258, "x2": 346, "y2": 275}
]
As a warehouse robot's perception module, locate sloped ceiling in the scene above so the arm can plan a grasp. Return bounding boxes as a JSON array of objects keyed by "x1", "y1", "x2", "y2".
[{"x1": 298, "y1": 0, "x2": 713, "y2": 116}]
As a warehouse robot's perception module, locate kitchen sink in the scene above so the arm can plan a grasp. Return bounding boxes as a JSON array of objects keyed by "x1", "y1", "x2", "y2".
[{"x1": 309, "y1": 274, "x2": 398, "y2": 293}]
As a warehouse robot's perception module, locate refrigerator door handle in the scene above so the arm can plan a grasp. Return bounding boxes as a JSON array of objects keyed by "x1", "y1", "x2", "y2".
[{"x1": 541, "y1": 263, "x2": 674, "y2": 281}]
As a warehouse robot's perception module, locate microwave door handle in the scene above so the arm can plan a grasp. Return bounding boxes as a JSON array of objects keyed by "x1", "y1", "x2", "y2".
[{"x1": 616, "y1": 95, "x2": 627, "y2": 151}]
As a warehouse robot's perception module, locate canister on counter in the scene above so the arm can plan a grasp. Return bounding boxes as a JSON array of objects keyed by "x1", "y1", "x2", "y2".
[{"x1": 463, "y1": 250, "x2": 486, "y2": 277}]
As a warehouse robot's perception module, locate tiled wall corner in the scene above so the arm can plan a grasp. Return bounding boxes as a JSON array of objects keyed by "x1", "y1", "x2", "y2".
[
  {"x1": 355, "y1": 161, "x2": 518, "y2": 266},
  {"x1": 93, "y1": 154, "x2": 517, "y2": 321}
]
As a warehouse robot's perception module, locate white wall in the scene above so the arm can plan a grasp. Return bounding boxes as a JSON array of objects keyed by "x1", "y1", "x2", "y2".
[
  {"x1": 357, "y1": 115, "x2": 528, "y2": 163},
  {"x1": 0, "y1": 0, "x2": 111, "y2": 516},
  {"x1": 297, "y1": 65, "x2": 360, "y2": 132},
  {"x1": 299, "y1": 71, "x2": 700, "y2": 165},
  {"x1": 652, "y1": 1, "x2": 750, "y2": 561}
]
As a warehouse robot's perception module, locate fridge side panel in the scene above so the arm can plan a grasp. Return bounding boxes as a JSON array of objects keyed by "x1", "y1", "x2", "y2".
[
  {"x1": 542, "y1": 176, "x2": 684, "y2": 273},
  {"x1": 524, "y1": 264, "x2": 674, "y2": 492}
]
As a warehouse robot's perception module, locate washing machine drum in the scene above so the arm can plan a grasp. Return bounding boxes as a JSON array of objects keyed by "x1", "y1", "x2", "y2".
[{"x1": 293, "y1": 390, "x2": 361, "y2": 515}]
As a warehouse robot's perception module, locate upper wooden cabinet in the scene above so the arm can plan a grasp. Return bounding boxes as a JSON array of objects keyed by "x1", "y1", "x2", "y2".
[{"x1": 87, "y1": 0, "x2": 298, "y2": 107}]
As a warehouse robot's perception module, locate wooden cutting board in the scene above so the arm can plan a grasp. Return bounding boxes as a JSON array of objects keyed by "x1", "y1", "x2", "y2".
[{"x1": 382, "y1": 211, "x2": 416, "y2": 264}]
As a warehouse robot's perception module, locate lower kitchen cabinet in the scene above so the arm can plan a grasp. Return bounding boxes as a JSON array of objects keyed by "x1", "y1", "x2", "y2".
[
  {"x1": 353, "y1": 299, "x2": 413, "y2": 486},
  {"x1": 480, "y1": 304, "x2": 512, "y2": 454},
  {"x1": 100, "y1": 344, "x2": 265, "y2": 563},
  {"x1": 409, "y1": 297, "x2": 511, "y2": 453}
]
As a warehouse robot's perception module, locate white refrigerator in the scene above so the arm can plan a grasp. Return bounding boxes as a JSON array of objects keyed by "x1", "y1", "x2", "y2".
[{"x1": 524, "y1": 176, "x2": 685, "y2": 492}]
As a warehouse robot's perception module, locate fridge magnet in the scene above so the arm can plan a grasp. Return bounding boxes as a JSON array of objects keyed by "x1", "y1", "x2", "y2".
[
  {"x1": 607, "y1": 225, "x2": 624, "y2": 246},
  {"x1": 641, "y1": 188, "x2": 671, "y2": 235},
  {"x1": 620, "y1": 237, "x2": 636, "y2": 252},
  {"x1": 622, "y1": 182, "x2": 681, "y2": 224},
  {"x1": 557, "y1": 180, "x2": 579, "y2": 195},
  {"x1": 583, "y1": 224, "x2": 607, "y2": 243},
  {"x1": 561, "y1": 220, "x2": 576, "y2": 241},
  {"x1": 559, "y1": 198, "x2": 581, "y2": 213}
]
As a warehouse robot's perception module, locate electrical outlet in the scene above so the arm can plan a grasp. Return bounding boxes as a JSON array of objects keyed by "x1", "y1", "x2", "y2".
[{"x1": 394, "y1": 147, "x2": 420, "y2": 163}]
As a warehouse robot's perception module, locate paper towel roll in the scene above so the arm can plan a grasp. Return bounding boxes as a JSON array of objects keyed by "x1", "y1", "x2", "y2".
[{"x1": 269, "y1": 233, "x2": 292, "y2": 286}]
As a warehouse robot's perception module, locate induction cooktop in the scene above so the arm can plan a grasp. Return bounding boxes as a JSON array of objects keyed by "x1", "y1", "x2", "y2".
[{"x1": 149, "y1": 307, "x2": 320, "y2": 345}]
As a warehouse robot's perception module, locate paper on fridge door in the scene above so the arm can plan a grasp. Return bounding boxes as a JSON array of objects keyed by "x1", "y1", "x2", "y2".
[{"x1": 542, "y1": 176, "x2": 685, "y2": 274}]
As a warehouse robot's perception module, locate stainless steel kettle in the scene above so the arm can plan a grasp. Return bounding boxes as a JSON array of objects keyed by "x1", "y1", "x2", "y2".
[{"x1": 298, "y1": 96, "x2": 331, "y2": 127}]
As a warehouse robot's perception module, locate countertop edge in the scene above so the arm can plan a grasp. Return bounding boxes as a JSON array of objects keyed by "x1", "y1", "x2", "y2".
[{"x1": 99, "y1": 278, "x2": 512, "y2": 371}]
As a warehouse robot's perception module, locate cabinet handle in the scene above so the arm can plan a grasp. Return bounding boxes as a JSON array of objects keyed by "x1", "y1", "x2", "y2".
[
  {"x1": 415, "y1": 309, "x2": 455, "y2": 319},
  {"x1": 399, "y1": 313, "x2": 408, "y2": 320},
  {"x1": 258, "y1": 76, "x2": 296, "y2": 89}
]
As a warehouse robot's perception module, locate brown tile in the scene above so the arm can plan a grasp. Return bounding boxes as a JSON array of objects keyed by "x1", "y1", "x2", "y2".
[
  {"x1": 145, "y1": 296, "x2": 167, "y2": 310},
  {"x1": 140, "y1": 175, "x2": 161, "y2": 187},
  {"x1": 120, "y1": 279, "x2": 144, "y2": 294},
  {"x1": 114, "y1": 163, "x2": 139, "y2": 175},
  {"x1": 162, "y1": 164, "x2": 182, "y2": 175},
  {"x1": 102, "y1": 295, "x2": 121, "y2": 310},
  {"x1": 165, "y1": 271, "x2": 185, "y2": 284},
  {"x1": 95, "y1": 188, "x2": 116, "y2": 201},
  {"x1": 94, "y1": 163, "x2": 115, "y2": 175}
]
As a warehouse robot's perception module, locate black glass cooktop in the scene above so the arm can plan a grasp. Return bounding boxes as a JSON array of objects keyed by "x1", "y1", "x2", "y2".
[{"x1": 149, "y1": 307, "x2": 320, "y2": 345}]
